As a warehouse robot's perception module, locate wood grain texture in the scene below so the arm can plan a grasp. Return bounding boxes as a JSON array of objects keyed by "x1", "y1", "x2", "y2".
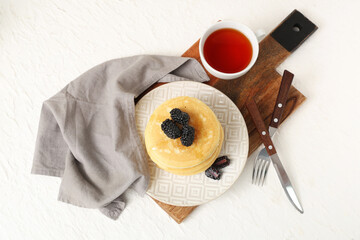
[
  {"x1": 152, "y1": 198, "x2": 196, "y2": 224},
  {"x1": 246, "y1": 98, "x2": 277, "y2": 156},
  {"x1": 269, "y1": 70, "x2": 294, "y2": 129}
]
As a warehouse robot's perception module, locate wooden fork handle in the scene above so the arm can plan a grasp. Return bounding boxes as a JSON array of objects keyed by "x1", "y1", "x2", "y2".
[
  {"x1": 246, "y1": 98, "x2": 277, "y2": 156},
  {"x1": 269, "y1": 70, "x2": 294, "y2": 129}
]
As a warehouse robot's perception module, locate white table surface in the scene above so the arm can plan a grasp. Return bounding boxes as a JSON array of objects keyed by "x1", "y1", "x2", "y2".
[{"x1": 1, "y1": 0, "x2": 360, "y2": 239}]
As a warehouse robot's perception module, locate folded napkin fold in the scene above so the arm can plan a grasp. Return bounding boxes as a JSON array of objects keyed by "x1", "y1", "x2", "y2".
[{"x1": 32, "y1": 55, "x2": 209, "y2": 219}]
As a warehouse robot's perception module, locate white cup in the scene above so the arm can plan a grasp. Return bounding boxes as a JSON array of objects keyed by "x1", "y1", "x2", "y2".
[{"x1": 199, "y1": 21, "x2": 264, "y2": 80}]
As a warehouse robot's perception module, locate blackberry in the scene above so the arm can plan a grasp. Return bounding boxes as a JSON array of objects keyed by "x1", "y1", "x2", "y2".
[
  {"x1": 180, "y1": 125, "x2": 195, "y2": 147},
  {"x1": 212, "y1": 156, "x2": 230, "y2": 169},
  {"x1": 205, "y1": 166, "x2": 221, "y2": 180},
  {"x1": 170, "y1": 108, "x2": 182, "y2": 119},
  {"x1": 161, "y1": 119, "x2": 182, "y2": 139},
  {"x1": 170, "y1": 108, "x2": 189, "y2": 125}
]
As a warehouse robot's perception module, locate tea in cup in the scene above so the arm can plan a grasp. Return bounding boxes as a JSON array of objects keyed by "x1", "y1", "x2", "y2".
[{"x1": 199, "y1": 22, "x2": 264, "y2": 80}]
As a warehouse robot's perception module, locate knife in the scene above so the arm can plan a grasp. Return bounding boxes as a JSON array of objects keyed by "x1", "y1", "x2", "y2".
[
  {"x1": 253, "y1": 70, "x2": 294, "y2": 183},
  {"x1": 269, "y1": 70, "x2": 294, "y2": 136},
  {"x1": 246, "y1": 98, "x2": 304, "y2": 214}
]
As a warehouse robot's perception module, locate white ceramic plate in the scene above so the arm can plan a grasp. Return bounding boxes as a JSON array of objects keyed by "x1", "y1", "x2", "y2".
[{"x1": 135, "y1": 81, "x2": 249, "y2": 206}]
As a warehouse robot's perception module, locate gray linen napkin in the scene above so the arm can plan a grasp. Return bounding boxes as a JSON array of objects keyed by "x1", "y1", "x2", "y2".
[{"x1": 32, "y1": 55, "x2": 209, "y2": 220}]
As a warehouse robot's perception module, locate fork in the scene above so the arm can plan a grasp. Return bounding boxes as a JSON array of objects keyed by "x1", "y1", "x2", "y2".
[
  {"x1": 252, "y1": 148, "x2": 271, "y2": 185},
  {"x1": 252, "y1": 70, "x2": 294, "y2": 185}
]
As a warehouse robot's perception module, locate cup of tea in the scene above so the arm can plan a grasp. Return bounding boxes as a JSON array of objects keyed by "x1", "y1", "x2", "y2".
[{"x1": 199, "y1": 21, "x2": 264, "y2": 80}]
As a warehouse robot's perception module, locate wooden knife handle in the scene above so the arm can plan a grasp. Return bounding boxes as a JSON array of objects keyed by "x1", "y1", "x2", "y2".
[
  {"x1": 269, "y1": 70, "x2": 294, "y2": 129},
  {"x1": 246, "y1": 98, "x2": 277, "y2": 156}
]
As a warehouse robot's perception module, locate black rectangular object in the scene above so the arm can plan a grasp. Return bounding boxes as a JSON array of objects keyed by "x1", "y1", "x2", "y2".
[{"x1": 271, "y1": 10, "x2": 318, "y2": 52}]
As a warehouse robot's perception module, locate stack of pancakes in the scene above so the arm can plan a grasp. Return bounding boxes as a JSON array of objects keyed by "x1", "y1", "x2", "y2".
[{"x1": 145, "y1": 96, "x2": 224, "y2": 175}]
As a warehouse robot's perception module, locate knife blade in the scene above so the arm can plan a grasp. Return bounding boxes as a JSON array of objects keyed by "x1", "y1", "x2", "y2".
[
  {"x1": 246, "y1": 97, "x2": 304, "y2": 214},
  {"x1": 253, "y1": 70, "x2": 294, "y2": 183}
]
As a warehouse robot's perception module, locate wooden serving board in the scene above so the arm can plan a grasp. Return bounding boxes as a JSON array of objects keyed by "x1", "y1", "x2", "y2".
[{"x1": 137, "y1": 10, "x2": 317, "y2": 223}]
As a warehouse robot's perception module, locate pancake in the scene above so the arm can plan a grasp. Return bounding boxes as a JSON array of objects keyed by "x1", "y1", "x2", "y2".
[
  {"x1": 145, "y1": 96, "x2": 221, "y2": 169},
  {"x1": 153, "y1": 127, "x2": 224, "y2": 175},
  {"x1": 148, "y1": 124, "x2": 222, "y2": 169}
]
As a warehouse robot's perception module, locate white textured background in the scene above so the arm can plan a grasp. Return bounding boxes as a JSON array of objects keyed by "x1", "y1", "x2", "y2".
[{"x1": 1, "y1": 0, "x2": 360, "y2": 239}]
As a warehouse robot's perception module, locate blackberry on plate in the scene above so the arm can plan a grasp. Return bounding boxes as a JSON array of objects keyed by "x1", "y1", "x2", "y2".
[
  {"x1": 180, "y1": 125, "x2": 195, "y2": 147},
  {"x1": 205, "y1": 166, "x2": 221, "y2": 180},
  {"x1": 170, "y1": 108, "x2": 190, "y2": 125},
  {"x1": 212, "y1": 156, "x2": 230, "y2": 169},
  {"x1": 161, "y1": 119, "x2": 182, "y2": 139}
]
